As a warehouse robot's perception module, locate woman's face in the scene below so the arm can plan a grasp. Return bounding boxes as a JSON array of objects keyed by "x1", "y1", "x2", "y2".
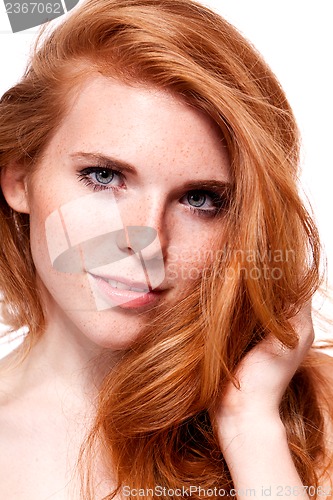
[{"x1": 24, "y1": 75, "x2": 231, "y2": 348}]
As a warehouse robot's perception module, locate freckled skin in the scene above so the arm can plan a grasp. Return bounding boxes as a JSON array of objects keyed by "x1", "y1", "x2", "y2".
[{"x1": 26, "y1": 75, "x2": 231, "y2": 349}]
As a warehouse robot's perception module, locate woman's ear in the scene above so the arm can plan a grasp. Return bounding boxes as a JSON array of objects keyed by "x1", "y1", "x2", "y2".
[{"x1": 0, "y1": 163, "x2": 30, "y2": 214}]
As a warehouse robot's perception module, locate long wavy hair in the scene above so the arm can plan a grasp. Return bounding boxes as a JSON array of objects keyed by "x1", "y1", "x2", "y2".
[{"x1": 1, "y1": 0, "x2": 333, "y2": 497}]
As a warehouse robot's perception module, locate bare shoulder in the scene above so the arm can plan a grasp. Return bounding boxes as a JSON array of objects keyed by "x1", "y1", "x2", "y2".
[{"x1": 307, "y1": 349, "x2": 333, "y2": 486}]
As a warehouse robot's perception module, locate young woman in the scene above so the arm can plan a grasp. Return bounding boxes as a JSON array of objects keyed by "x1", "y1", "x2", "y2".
[{"x1": 0, "y1": 0, "x2": 332, "y2": 498}]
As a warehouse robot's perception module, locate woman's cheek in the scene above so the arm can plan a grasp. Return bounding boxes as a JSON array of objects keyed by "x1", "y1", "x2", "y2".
[{"x1": 168, "y1": 264, "x2": 178, "y2": 281}]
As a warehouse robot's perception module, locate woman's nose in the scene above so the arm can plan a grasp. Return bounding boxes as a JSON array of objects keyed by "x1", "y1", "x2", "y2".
[
  {"x1": 117, "y1": 195, "x2": 168, "y2": 261},
  {"x1": 116, "y1": 225, "x2": 164, "y2": 261}
]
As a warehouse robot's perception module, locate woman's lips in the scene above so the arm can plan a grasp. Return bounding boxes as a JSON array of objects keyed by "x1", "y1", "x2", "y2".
[{"x1": 89, "y1": 273, "x2": 163, "y2": 309}]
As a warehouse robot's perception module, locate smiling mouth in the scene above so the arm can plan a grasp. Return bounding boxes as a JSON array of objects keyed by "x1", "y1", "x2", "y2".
[
  {"x1": 87, "y1": 272, "x2": 163, "y2": 309},
  {"x1": 99, "y1": 276, "x2": 150, "y2": 293}
]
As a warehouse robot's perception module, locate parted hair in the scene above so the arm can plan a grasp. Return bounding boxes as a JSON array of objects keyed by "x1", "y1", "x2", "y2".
[{"x1": 0, "y1": 0, "x2": 332, "y2": 498}]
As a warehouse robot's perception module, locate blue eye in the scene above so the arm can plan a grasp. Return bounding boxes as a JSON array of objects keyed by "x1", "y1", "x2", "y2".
[
  {"x1": 182, "y1": 190, "x2": 228, "y2": 218},
  {"x1": 77, "y1": 168, "x2": 231, "y2": 218},
  {"x1": 94, "y1": 169, "x2": 115, "y2": 185},
  {"x1": 187, "y1": 192, "x2": 207, "y2": 208},
  {"x1": 77, "y1": 167, "x2": 124, "y2": 191}
]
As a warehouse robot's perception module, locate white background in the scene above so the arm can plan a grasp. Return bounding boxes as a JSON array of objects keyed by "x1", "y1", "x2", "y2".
[{"x1": 0, "y1": 1, "x2": 332, "y2": 355}]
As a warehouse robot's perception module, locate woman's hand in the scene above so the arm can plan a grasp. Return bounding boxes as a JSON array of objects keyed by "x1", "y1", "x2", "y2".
[
  {"x1": 216, "y1": 300, "x2": 314, "y2": 427},
  {"x1": 215, "y1": 301, "x2": 314, "y2": 499}
]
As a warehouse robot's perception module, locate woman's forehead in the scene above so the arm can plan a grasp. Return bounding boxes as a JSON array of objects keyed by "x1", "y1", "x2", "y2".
[{"x1": 40, "y1": 74, "x2": 231, "y2": 182}]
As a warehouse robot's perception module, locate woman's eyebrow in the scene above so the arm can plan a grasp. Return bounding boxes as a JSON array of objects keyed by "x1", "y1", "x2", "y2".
[
  {"x1": 70, "y1": 151, "x2": 233, "y2": 191},
  {"x1": 70, "y1": 152, "x2": 138, "y2": 175},
  {"x1": 181, "y1": 180, "x2": 233, "y2": 192}
]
